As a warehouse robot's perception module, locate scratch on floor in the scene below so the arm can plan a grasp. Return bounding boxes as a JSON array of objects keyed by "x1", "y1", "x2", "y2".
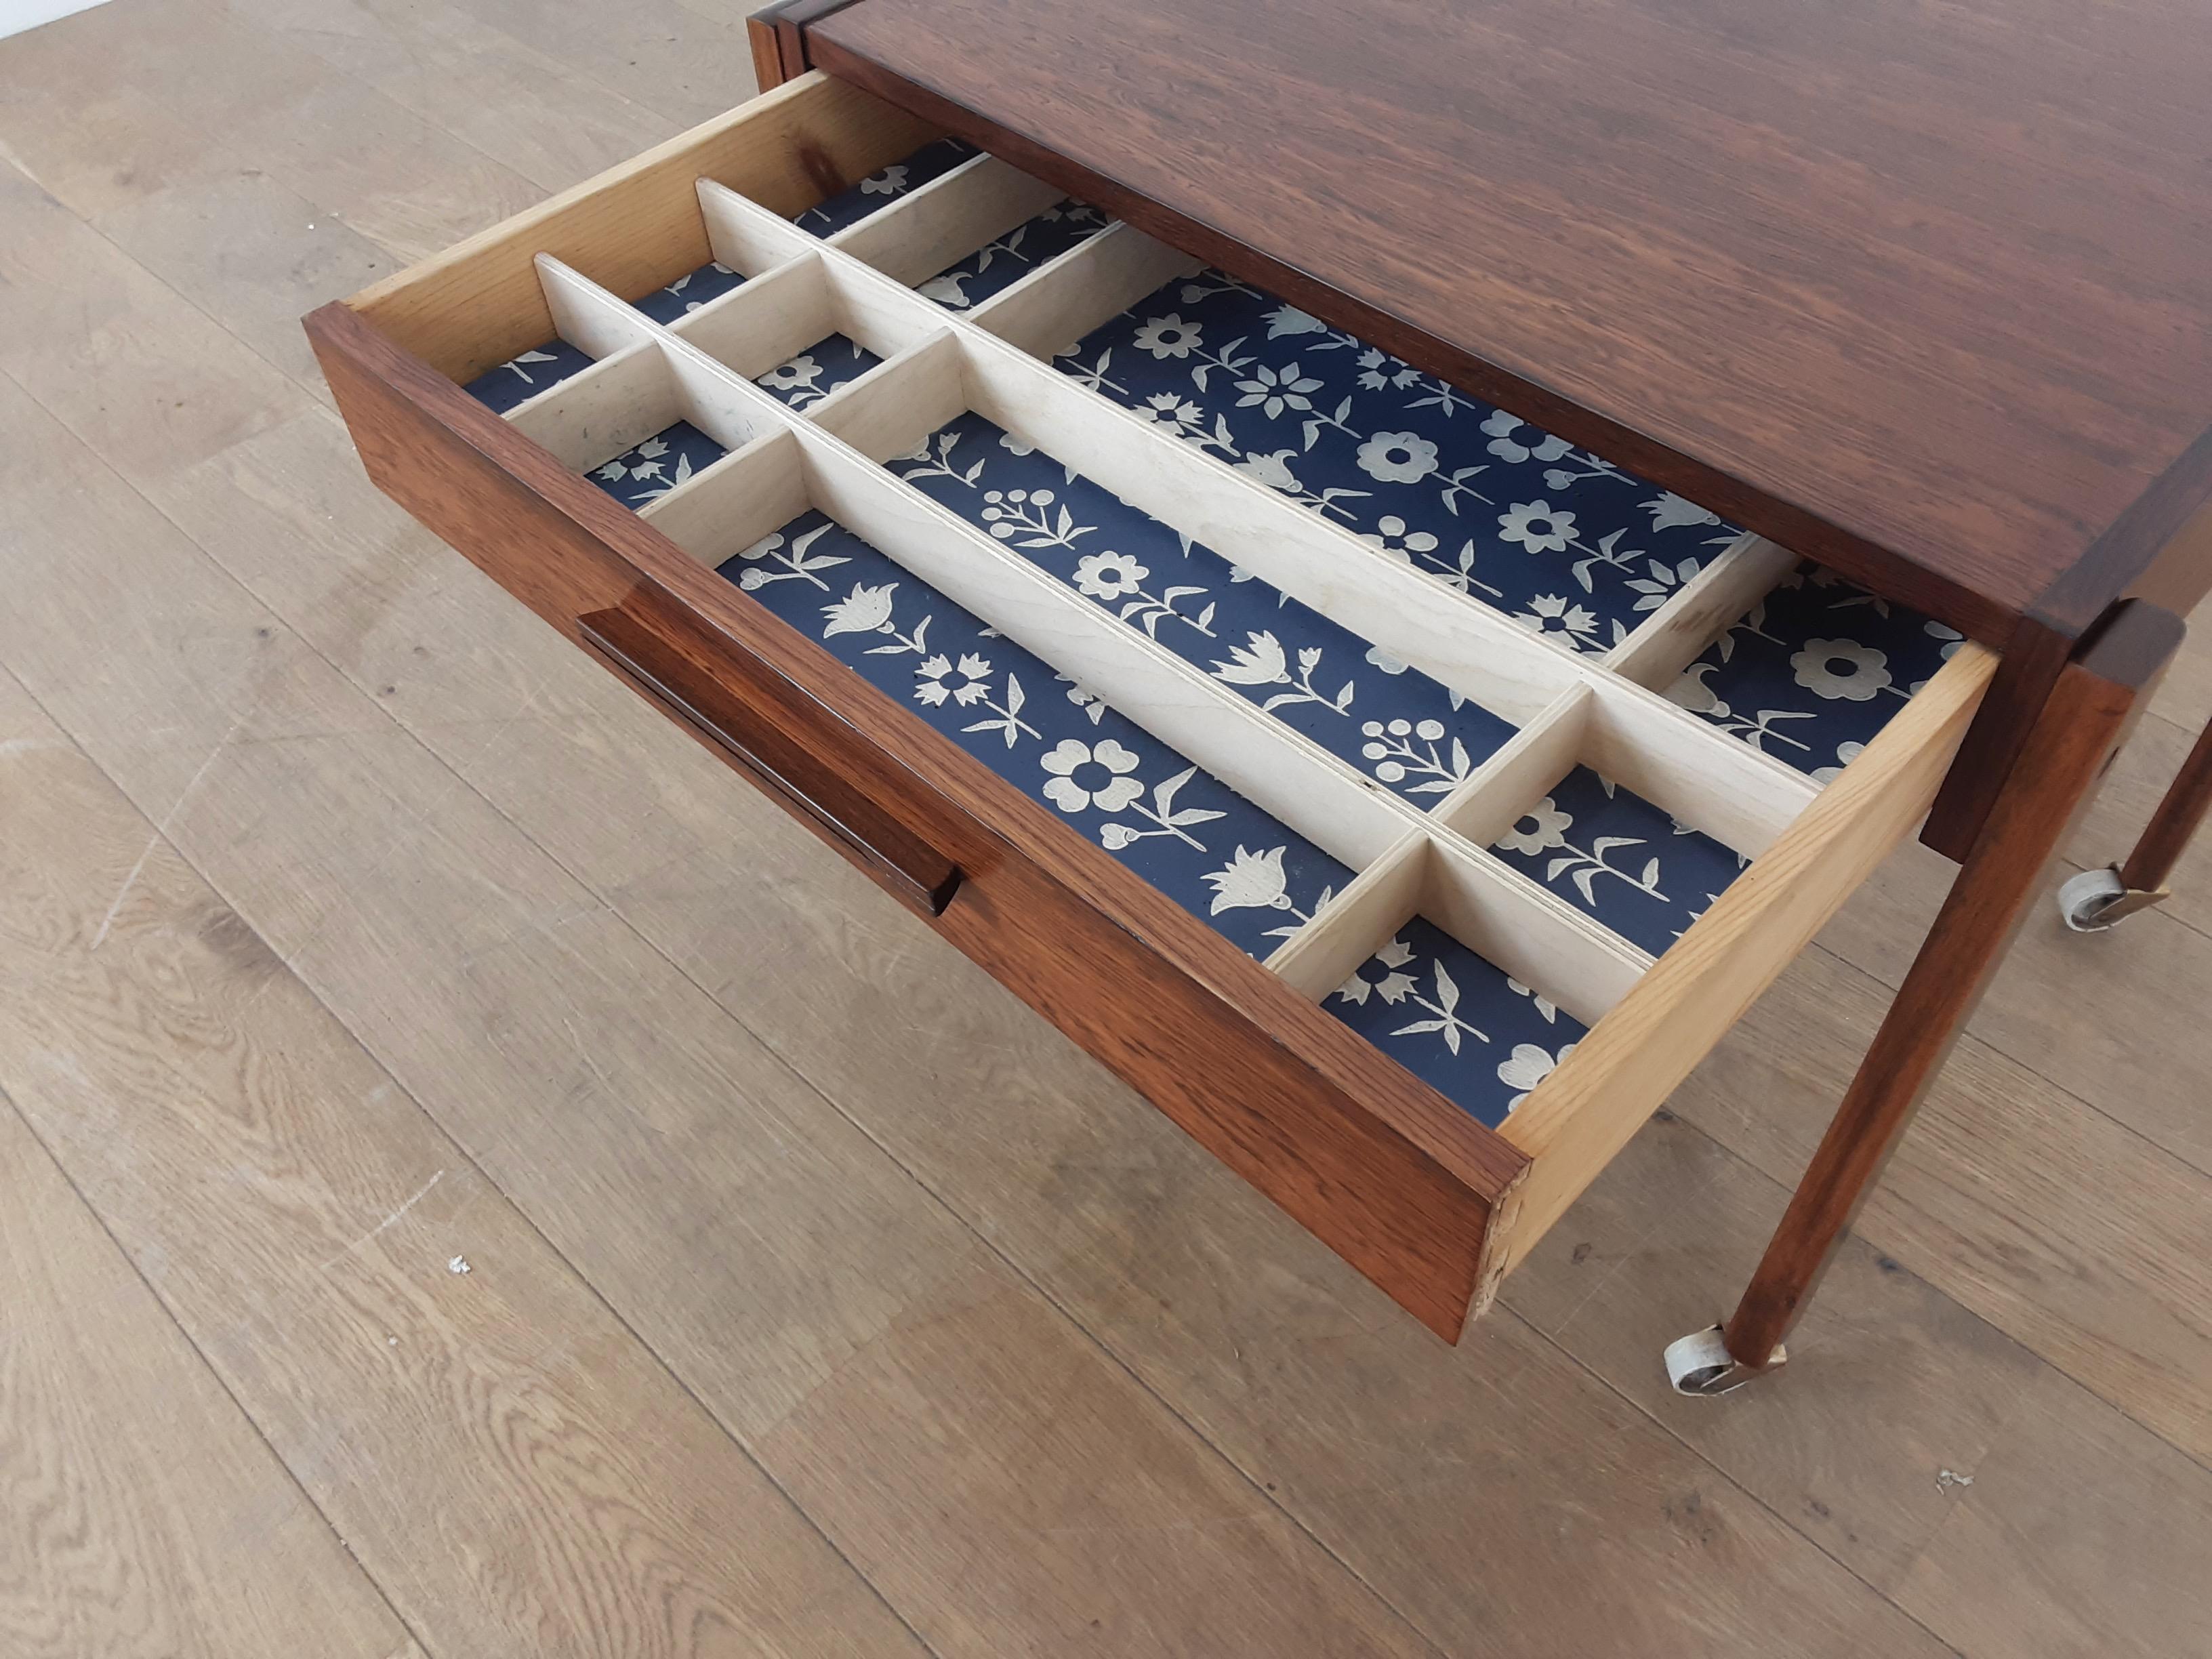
[
  {"x1": 317, "y1": 1168, "x2": 445, "y2": 1271},
  {"x1": 89, "y1": 710, "x2": 248, "y2": 951}
]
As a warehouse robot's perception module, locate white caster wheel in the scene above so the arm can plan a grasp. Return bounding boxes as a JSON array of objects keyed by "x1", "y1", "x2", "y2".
[
  {"x1": 2057, "y1": 866, "x2": 2128, "y2": 932},
  {"x1": 1664, "y1": 1325, "x2": 1785, "y2": 1396}
]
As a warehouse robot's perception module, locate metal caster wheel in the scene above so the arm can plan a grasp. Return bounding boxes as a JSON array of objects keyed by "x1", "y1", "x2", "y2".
[
  {"x1": 2058, "y1": 866, "x2": 2126, "y2": 931},
  {"x1": 1664, "y1": 1325, "x2": 1786, "y2": 1396},
  {"x1": 2057, "y1": 865, "x2": 2168, "y2": 932}
]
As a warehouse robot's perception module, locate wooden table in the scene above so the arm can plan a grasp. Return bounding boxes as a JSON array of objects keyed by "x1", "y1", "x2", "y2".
[{"x1": 754, "y1": 0, "x2": 2212, "y2": 1387}]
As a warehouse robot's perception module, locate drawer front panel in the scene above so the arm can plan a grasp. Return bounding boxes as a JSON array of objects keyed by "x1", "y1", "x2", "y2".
[{"x1": 311, "y1": 69, "x2": 1992, "y2": 1342}]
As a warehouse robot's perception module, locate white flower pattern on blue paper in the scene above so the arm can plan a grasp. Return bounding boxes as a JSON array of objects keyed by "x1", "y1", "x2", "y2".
[
  {"x1": 888, "y1": 411, "x2": 1515, "y2": 804},
  {"x1": 1666, "y1": 563, "x2": 1962, "y2": 779},
  {"x1": 1328, "y1": 920, "x2": 1589, "y2": 1126},
  {"x1": 716, "y1": 510, "x2": 1349, "y2": 958},
  {"x1": 1489, "y1": 768, "x2": 1746, "y2": 955},
  {"x1": 452, "y1": 138, "x2": 1978, "y2": 1132},
  {"x1": 1054, "y1": 271, "x2": 1744, "y2": 648}
]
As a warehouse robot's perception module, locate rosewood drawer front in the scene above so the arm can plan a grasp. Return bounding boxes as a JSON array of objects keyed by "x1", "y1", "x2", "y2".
[{"x1": 308, "y1": 70, "x2": 1995, "y2": 1341}]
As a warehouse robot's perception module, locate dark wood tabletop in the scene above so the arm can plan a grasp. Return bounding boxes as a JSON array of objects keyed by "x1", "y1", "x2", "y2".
[{"x1": 802, "y1": 0, "x2": 2212, "y2": 846}]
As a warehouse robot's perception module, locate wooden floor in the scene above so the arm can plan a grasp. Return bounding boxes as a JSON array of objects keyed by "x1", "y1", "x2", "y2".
[{"x1": 1, "y1": 3, "x2": 2207, "y2": 1654}]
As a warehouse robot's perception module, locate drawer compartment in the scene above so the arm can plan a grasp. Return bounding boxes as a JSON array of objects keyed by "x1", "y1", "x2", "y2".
[{"x1": 308, "y1": 70, "x2": 1995, "y2": 1339}]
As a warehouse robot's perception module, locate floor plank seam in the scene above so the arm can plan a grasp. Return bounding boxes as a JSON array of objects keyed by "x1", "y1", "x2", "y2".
[
  {"x1": 1809, "y1": 932, "x2": 2212, "y2": 1191},
  {"x1": 1505, "y1": 1307, "x2": 1967, "y2": 1654}
]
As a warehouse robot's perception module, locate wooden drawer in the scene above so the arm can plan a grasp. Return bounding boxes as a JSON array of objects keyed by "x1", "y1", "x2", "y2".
[{"x1": 306, "y1": 70, "x2": 1994, "y2": 1341}]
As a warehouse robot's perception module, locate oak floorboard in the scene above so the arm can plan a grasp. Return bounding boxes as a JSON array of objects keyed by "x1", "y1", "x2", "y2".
[
  {"x1": 445, "y1": 0, "x2": 766, "y2": 127},
  {"x1": 91, "y1": 165, "x2": 398, "y2": 403},
  {"x1": 0, "y1": 663, "x2": 928, "y2": 1659},
  {"x1": 0, "y1": 161, "x2": 319, "y2": 487},
  {"x1": 1818, "y1": 835, "x2": 2212, "y2": 1179},
  {"x1": 143, "y1": 408, "x2": 1958, "y2": 1659},
  {"x1": 1891, "y1": 1365, "x2": 2212, "y2": 1659},
  {"x1": 0, "y1": 1092, "x2": 418, "y2": 1659},
  {"x1": 1676, "y1": 949, "x2": 2212, "y2": 1465},
  {"x1": 233, "y1": 0, "x2": 684, "y2": 193},
  {"x1": 1500, "y1": 1108, "x2": 2047, "y2": 1593},
  {"x1": 0, "y1": 386, "x2": 1442, "y2": 1659},
  {"x1": 0, "y1": 0, "x2": 334, "y2": 218}
]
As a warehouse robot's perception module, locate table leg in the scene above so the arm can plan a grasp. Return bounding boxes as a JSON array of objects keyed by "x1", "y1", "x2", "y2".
[
  {"x1": 1667, "y1": 600, "x2": 2184, "y2": 1395},
  {"x1": 2057, "y1": 705, "x2": 2212, "y2": 930}
]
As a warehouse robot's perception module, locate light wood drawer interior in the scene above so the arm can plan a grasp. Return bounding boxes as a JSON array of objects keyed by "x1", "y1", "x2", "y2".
[{"x1": 320, "y1": 70, "x2": 1996, "y2": 1328}]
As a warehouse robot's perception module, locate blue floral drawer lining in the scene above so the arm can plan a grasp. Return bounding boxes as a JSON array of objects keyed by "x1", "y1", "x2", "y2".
[
  {"x1": 1489, "y1": 766, "x2": 1745, "y2": 958},
  {"x1": 1664, "y1": 562, "x2": 1965, "y2": 783},
  {"x1": 1328, "y1": 918, "x2": 1589, "y2": 1129},
  {"x1": 886, "y1": 410, "x2": 1517, "y2": 808},
  {"x1": 1052, "y1": 268, "x2": 1744, "y2": 655},
  {"x1": 716, "y1": 510, "x2": 1353, "y2": 962},
  {"x1": 917, "y1": 200, "x2": 1113, "y2": 311}
]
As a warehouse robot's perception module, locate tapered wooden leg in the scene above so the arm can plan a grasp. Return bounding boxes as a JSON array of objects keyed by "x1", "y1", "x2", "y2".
[{"x1": 1690, "y1": 602, "x2": 2186, "y2": 1387}]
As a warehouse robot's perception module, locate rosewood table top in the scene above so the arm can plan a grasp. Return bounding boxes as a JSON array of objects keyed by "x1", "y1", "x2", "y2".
[{"x1": 808, "y1": 0, "x2": 2212, "y2": 657}]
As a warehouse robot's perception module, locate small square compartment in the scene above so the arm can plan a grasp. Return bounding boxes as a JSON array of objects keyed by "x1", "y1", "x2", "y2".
[
  {"x1": 501, "y1": 340, "x2": 786, "y2": 511},
  {"x1": 791, "y1": 136, "x2": 979, "y2": 237},
  {"x1": 1664, "y1": 562, "x2": 1966, "y2": 781},
  {"x1": 658, "y1": 250, "x2": 943, "y2": 414},
  {"x1": 1431, "y1": 680, "x2": 1809, "y2": 958},
  {"x1": 821, "y1": 150, "x2": 1114, "y2": 314},
  {"x1": 1269, "y1": 838, "x2": 1634, "y2": 1129}
]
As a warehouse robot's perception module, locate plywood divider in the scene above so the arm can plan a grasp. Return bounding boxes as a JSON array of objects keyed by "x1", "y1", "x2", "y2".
[
  {"x1": 1429, "y1": 687, "x2": 1593, "y2": 849},
  {"x1": 969, "y1": 219, "x2": 1204, "y2": 358},
  {"x1": 504, "y1": 341, "x2": 678, "y2": 471},
  {"x1": 346, "y1": 71, "x2": 941, "y2": 382},
  {"x1": 806, "y1": 329, "x2": 967, "y2": 461},
  {"x1": 1582, "y1": 678, "x2": 1816, "y2": 859},
  {"x1": 637, "y1": 427, "x2": 813, "y2": 567},
  {"x1": 827, "y1": 154, "x2": 1065, "y2": 287},
  {"x1": 1267, "y1": 832, "x2": 1433, "y2": 998},
  {"x1": 1263, "y1": 823, "x2": 1646, "y2": 1038},
  {"x1": 1603, "y1": 531, "x2": 1800, "y2": 689},
  {"x1": 668, "y1": 252, "x2": 840, "y2": 379}
]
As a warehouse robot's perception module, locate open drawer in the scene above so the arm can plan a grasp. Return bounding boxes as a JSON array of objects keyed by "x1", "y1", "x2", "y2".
[{"x1": 306, "y1": 70, "x2": 1995, "y2": 1341}]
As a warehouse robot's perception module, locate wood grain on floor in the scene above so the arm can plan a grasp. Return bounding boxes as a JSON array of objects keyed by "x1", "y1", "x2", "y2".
[{"x1": 0, "y1": 3, "x2": 2206, "y2": 1656}]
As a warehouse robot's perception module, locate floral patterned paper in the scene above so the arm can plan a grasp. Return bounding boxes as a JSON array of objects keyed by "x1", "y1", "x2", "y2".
[
  {"x1": 1666, "y1": 563, "x2": 1963, "y2": 781},
  {"x1": 1490, "y1": 767, "x2": 1746, "y2": 956},
  {"x1": 888, "y1": 411, "x2": 1517, "y2": 805},
  {"x1": 753, "y1": 333, "x2": 884, "y2": 411},
  {"x1": 1053, "y1": 269, "x2": 1743, "y2": 653},
  {"x1": 583, "y1": 420, "x2": 727, "y2": 509},
  {"x1": 633, "y1": 260, "x2": 747, "y2": 325},
  {"x1": 464, "y1": 337, "x2": 596, "y2": 415},
  {"x1": 916, "y1": 201, "x2": 1112, "y2": 311},
  {"x1": 796, "y1": 138, "x2": 979, "y2": 235},
  {"x1": 1328, "y1": 918, "x2": 1588, "y2": 1128},
  {"x1": 714, "y1": 510, "x2": 1351, "y2": 958}
]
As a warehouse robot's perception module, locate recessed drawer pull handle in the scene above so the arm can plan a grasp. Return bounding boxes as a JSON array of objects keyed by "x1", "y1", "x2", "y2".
[{"x1": 578, "y1": 598, "x2": 962, "y2": 918}]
